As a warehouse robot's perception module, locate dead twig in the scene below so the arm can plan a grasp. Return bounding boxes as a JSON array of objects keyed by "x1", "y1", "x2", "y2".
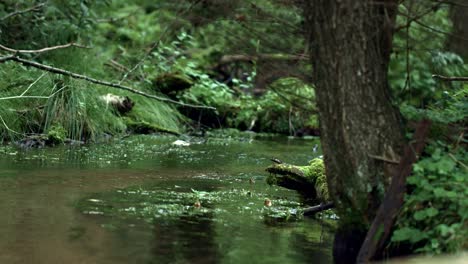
[
  {"x1": 395, "y1": 3, "x2": 441, "y2": 32},
  {"x1": 448, "y1": 153, "x2": 468, "y2": 171},
  {"x1": 0, "y1": 73, "x2": 67, "y2": 101},
  {"x1": 432, "y1": 74, "x2": 468, "y2": 82},
  {"x1": 0, "y1": 3, "x2": 45, "y2": 21},
  {"x1": 0, "y1": 43, "x2": 90, "y2": 54},
  {"x1": 0, "y1": 55, "x2": 215, "y2": 110},
  {"x1": 0, "y1": 114, "x2": 22, "y2": 135},
  {"x1": 303, "y1": 202, "x2": 334, "y2": 216},
  {"x1": 104, "y1": 59, "x2": 144, "y2": 82},
  {"x1": 368, "y1": 154, "x2": 400, "y2": 164},
  {"x1": 218, "y1": 54, "x2": 308, "y2": 65}
]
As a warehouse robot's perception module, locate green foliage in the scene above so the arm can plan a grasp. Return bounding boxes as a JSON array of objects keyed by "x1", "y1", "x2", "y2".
[
  {"x1": 389, "y1": 3, "x2": 467, "y2": 107},
  {"x1": 392, "y1": 142, "x2": 468, "y2": 253},
  {"x1": 180, "y1": 76, "x2": 317, "y2": 134},
  {"x1": 389, "y1": 5, "x2": 468, "y2": 254},
  {"x1": 180, "y1": 73, "x2": 233, "y2": 107},
  {"x1": 46, "y1": 124, "x2": 66, "y2": 144},
  {"x1": 231, "y1": 78, "x2": 316, "y2": 133},
  {"x1": 0, "y1": 0, "x2": 185, "y2": 142},
  {"x1": 0, "y1": 0, "x2": 313, "y2": 140},
  {"x1": 41, "y1": 77, "x2": 126, "y2": 141},
  {"x1": 400, "y1": 84, "x2": 467, "y2": 125}
]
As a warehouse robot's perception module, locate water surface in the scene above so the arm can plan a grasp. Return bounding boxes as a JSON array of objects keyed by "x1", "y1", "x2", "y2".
[{"x1": 0, "y1": 135, "x2": 333, "y2": 263}]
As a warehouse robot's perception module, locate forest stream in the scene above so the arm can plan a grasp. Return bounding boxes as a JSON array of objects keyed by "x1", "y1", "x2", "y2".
[{"x1": 0, "y1": 135, "x2": 333, "y2": 264}]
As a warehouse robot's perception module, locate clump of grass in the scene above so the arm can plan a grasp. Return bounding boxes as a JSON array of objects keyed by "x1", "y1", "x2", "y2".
[{"x1": 0, "y1": 59, "x2": 183, "y2": 142}]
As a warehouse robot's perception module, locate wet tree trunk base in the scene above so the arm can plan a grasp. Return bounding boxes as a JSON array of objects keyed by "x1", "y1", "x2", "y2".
[{"x1": 333, "y1": 227, "x2": 367, "y2": 264}]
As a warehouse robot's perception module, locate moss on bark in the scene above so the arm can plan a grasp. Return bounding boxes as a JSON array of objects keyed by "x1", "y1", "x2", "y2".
[{"x1": 266, "y1": 158, "x2": 329, "y2": 201}]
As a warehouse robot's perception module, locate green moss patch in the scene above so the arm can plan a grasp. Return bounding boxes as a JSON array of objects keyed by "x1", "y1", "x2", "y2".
[{"x1": 266, "y1": 158, "x2": 329, "y2": 201}]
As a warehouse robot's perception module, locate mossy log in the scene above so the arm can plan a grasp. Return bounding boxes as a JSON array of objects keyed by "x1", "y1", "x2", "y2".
[
  {"x1": 266, "y1": 158, "x2": 329, "y2": 201},
  {"x1": 153, "y1": 73, "x2": 193, "y2": 96}
]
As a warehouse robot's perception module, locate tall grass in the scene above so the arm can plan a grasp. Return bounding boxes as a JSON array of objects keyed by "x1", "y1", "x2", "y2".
[
  {"x1": 0, "y1": 1, "x2": 187, "y2": 143},
  {"x1": 0, "y1": 52, "x2": 183, "y2": 142}
]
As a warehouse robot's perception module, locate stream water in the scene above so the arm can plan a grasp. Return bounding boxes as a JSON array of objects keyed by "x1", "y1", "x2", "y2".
[{"x1": 0, "y1": 134, "x2": 333, "y2": 264}]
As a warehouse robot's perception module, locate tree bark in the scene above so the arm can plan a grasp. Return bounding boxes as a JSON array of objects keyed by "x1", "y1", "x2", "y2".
[
  {"x1": 303, "y1": 0, "x2": 404, "y2": 262},
  {"x1": 447, "y1": 0, "x2": 468, "y2": 60},
  {"x1": 304, "y1": 0, "x2": 403, "y2": 224},
  {"x1": 357, "y1": 119, "x2": 431, "y2": 262}
]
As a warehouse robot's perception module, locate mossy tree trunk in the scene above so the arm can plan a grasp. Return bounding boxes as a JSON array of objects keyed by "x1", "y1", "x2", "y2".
[{"x1": 303, "y1": 1, "x2": 404, "y2": 262}]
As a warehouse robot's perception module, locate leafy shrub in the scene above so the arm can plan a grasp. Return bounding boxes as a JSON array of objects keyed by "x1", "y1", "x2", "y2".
[
  {"x1": 389, "y1": 3, "x2": 467, "y2": 107},
  {"x1": 392, "y1": 142, "x2": 467, "y2": 253}
]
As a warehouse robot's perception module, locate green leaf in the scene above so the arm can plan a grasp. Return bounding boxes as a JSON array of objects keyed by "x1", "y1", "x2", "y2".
[
  {"x1": 433, "y1": 187, "x2": 446, "y2": 197},
  {"x1": 414, "y1": 207, "x2": 438, "y2": 221},
  {"x1": 392, "y1": 227, "x2": 428, "y2": 243}
]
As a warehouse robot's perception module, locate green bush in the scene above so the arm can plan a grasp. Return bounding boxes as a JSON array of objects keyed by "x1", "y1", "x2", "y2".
[{"x1": 392, "y1": 142, "x2": 467, "y2": 253}]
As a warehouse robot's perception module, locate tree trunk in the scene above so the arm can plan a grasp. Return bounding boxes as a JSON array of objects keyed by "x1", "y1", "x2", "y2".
[
  {"x1": 303, "y1": 0, "x2": 404, "y2": 261},
  {"x1": 447, "y1": 0, "x2": 468, "y2": 60}
]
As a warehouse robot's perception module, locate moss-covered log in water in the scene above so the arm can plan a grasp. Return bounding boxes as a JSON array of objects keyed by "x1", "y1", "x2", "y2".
[{"x1": 266, "y1": 158, "x2": 329, "y2": 202}]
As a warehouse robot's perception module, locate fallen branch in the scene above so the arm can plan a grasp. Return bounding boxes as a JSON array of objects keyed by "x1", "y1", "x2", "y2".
[
  {"x1": 0, "y1": 55, "x2": 215, "y2": 110},
  {"x1": 303, "y1": 202, "x2": 334, "y2": 216},
  {"x1": 105, "y1": 59, "x2": 130, "y2": 72},
  {"x1": 432, "y1": 74, "x2": 468, "y2": 82},
  {"x1": 0, "y1": 42, "x2": 89, "y2": 54},
  {"x1": 1, "y1": 3, "x2": 45, "y2": 21},
  {"x1": 219, "y1": 53, "x2": 308, "y2": 65},
  {"x1": 357, "y1": 119, "x2": 432, "y2": 263},
  {"x1": 368, "y1": 154, "x2": 400, "y2": 164}
]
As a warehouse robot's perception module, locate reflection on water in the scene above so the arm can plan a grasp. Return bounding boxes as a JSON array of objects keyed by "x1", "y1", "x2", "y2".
[
  {"x1": 151, "y1": 214, "x2": 219, "y2": 264},
  {"x1": 0, "y1": 135, "x2": 332, "y2": 263}
]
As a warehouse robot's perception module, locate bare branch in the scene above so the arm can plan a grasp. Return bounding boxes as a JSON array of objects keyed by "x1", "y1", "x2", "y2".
[
  {"x1": 0, "y1": 3, "x2": 45, "y2": 21},
  {"x1": 368, "y1": 154, "x2": 400, "y2": 164},
  {"x1": 0, "y1": 54, "x2": 15, "y2": 63},
  {"x1": 433, "y1": 0, "x2": 468, "y2": 8},
  {"x1": 0, "y1": 55, "x2": 215, "y2": 110},
  {"x1": 0, "y1": 114, "x2": 22, "y2": 135},
  {"x1": 303, "y1": 202, "x2": 334, "y2": 216},
  {"x1": 395, "y1": 4, "x2": 441, "y2": 32},
  {"x1": 218, "y1": 54, "x2": 308, "y2": 65},
  {"x1": 0, "y1": 43, "x2": 90, "y2": 54},
  {"x1": 432, "y1": 74, "x2": 468, "y2": 81},
  {"x1": 0, "y1": 95, "x2": 50, "y2": 100},
  {"x1": 414, "y1": 20, "x2": 468, "y2": 42},
  {"x1": 0, "y1": 74, "x2": 68, "y2": 101},
  {"x1": 20, "y1": 73, "x2": 46, "y2": 96}
]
